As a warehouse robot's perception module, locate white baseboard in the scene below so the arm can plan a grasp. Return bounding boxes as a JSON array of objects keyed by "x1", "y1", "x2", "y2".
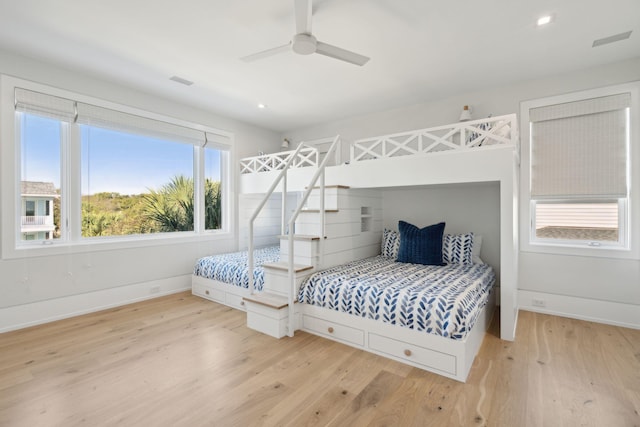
[
  {"x1": 518, "y1": 290, "x2": 640, "y2": 330},
  {"x1": 0, "y1": 275, "x2": 191, "y2": 333}
]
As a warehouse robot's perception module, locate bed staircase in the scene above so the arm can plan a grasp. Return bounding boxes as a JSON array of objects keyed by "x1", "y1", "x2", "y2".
[{"x1": 244, "y1": 136, "x2": 343, "y2": 338}]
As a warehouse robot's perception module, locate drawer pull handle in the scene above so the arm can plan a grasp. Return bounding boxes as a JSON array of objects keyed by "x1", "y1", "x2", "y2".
[
  {"x1": 205, "y1": 290, "x2": 210, "y2": 295},
  {"x1": 240, "y1": 301, "x2": 245, "y2": 306},
  {"x1": 328, "y1": 327, "x2": 334, "y2": 333},
  {"x1": 404, "y1": 349, "x2": 412, "y2": 357}
]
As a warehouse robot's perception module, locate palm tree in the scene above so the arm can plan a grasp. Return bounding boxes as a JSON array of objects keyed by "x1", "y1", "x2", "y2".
[
  {"x1": 205, "y1": 179, "x2": 221, "y2": 230},
  {"x1": 142, "y1": 175, "x2": 221, "y2": 232}
]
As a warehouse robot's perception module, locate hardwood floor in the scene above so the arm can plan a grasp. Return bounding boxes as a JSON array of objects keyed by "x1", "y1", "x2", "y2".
[{"x1": 1, "y1": 292, "x2": 638, "y2": 427}]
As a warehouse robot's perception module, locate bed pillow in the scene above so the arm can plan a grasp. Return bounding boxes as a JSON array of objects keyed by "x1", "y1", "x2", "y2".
[
  {"x1": 472, "y1": 235, "x2": 484, "y2": 264},
  {"x1": 397, "y1": 220, "x2": 446, "y2": 265},
  {"x1": 443, "y1": 232, "x2": 474, "y2": 264},
  {"x1": 381, "y1": 228, "x2": 401, "y2": 259}
]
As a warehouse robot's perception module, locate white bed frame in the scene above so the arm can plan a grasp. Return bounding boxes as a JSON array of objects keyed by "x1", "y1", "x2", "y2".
[
  {"x1": 300, "y1": 288, "x2": 496, "y2": 382},
  {"x1": 196, "y1": 114, "x2": 518, "y2": 382},
  {"x1": 191, "y1": 275, "x2": 251, "y2": 312},
  {"x1": 192, "y1": 268, "x2": 496, "y2": 382}
]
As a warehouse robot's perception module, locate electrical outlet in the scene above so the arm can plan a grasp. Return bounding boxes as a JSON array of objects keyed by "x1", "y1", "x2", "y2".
[
  {"x1": 150, "y1": 286, "x2": 160, "y2": 294},
  {"x1": 532, "y1": 298, "x2": 546, "y2": 308}
]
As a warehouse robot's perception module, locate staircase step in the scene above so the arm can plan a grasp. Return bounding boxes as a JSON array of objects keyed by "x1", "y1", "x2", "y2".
[
  {"x1": 306, "y1": 185, "x2": 351, "y2": 190},
  {"x1": 301, "y1": 209, "x2": 339, "y2": 213},
  {"x1": 263, "y1": 261, "x2": 314, "y2": 273},
  {"x1": 243, "y1": 292, "x2": 289, "y2": 309},
  {"x1": 278, "y1": 234, "x2": 325, "y2": 241}
]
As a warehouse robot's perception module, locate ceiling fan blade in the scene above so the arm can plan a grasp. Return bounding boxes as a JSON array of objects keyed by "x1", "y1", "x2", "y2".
[
  {"x1": 295, "y1": 0, "x2": 312, "y2": 34},
  {"x1": 315, "y1": 41, "x2": 370, "y2": 66},
  {"x1": 240, "y1": 43, "x2": 291, "y2": 62}
]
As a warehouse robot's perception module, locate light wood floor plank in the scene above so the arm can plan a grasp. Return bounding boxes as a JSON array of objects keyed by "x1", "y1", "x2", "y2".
[{"x1": 1, "y1": 292, "x2": 639, "y2": 427}]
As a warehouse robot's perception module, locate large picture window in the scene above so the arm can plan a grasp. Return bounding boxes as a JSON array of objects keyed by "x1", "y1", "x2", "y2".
[
  {"x1": 9, "y1": 82, "x2": 231, "y2": 253},
  {"x1": 521, "y1": 82, "x2": 639, "y2": 257}
]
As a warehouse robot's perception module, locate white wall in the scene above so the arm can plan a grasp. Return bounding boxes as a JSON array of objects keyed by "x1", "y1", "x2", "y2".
[
  {"x1": 381, "y1": 183, "x2": 501, "y2": 281},
  {"x1": 282, "y1": 57, "x2": 640, "y2": 329},
  {"x1": 0, "y1": 49, "x2": 281, "y2": 331}
]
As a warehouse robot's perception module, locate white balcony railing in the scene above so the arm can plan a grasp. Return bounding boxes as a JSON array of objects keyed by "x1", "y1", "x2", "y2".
[
  {"x1": 240, "y1": 146, "x2": 319, "y2": 174},
  {"x1": 21, "y1": 215, "x2": 54, "y2": 227},
  {"x1": 350, "y1": 114, "x2": 517, "y2": 163}
]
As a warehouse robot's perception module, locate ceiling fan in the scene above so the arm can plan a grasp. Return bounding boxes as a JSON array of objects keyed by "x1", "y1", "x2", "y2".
[{"x1": 241, "y1": 0, "x2": 370, "y2": 66}]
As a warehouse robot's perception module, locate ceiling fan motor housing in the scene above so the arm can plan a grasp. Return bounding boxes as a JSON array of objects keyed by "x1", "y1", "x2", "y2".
[{"x1": 292, "y1": 33, "x2": 317, "y2": 55}]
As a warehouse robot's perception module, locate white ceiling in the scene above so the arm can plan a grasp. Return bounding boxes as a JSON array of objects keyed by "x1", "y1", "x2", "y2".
[{"x1": 0, "y1": 0, "x2": 638, "y2": 132}]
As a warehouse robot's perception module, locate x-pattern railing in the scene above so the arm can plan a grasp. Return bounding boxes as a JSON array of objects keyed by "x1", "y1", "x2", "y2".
[
  {"x1": 350, "y1": 114, "x2": 517, "y2": 163},
  {"x1": 240, "y1": 146, "x2": 319, "y2": 174}
]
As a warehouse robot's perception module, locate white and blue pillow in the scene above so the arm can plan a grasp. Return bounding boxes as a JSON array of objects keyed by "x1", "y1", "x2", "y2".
[
  {"x1": 382, "y1": 228, "x2": 483, "y2": 264},
  {"x1": 381, "y1": 228, "x2": 401, "y2": 259},
  {"x1": 443, "y1": 232, "x2": 474, "y2": 265}
]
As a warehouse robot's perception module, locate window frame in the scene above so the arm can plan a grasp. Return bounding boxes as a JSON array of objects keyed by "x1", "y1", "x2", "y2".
[
  {"x1": 520, "y1": 81, "x2": 640, "y2": 259},
  {"x1": 1, "y1": 75, "x2": 234, "y2": 260},
  {"x1": 530, "y1": 198, "x2": 627, "y2": 248}
]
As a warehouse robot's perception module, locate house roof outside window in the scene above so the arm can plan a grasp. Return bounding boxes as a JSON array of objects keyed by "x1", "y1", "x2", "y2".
[{"x1": 21, "y1": 181, "x2": 58, "y2": 197}]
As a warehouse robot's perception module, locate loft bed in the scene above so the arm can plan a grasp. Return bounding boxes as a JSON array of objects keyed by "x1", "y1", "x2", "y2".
[
  {"x1": 191, "y1": 246, "x2": 280, "y2": 311},
  {"x1": 236, "y1": 115, "x2": 519, "y2": 381}
]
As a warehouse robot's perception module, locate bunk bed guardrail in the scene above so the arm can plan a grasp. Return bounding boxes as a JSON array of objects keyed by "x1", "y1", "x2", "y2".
[
  {"x1": 350, "y1": 114, "x2": 518, "y2": 163},
  {"x1": 247, "y1": 141, "x2": 309, "y2": 295},
  {"x1": 240, "y1": 146, "x2": 319, "y2": 174},
  {"x1": 285, "y1": 134, "x2": 341, "y2": 337}
]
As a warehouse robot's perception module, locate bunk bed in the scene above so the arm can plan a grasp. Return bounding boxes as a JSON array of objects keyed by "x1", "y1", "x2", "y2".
[
  {"x1": 233, "y1": 115, "x2": 518, "y2": 381},
  {"x1": 191, "y1": 246, "x2": 280, "y2": 311}
]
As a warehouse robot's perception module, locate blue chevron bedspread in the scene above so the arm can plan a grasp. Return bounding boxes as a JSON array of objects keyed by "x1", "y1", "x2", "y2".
[
  {"x1": 193, "y1": 246, "x2": 280, "y2": 291},
  {"x1": 298, "y1": 256, "x2": 495, "y2": 340}
]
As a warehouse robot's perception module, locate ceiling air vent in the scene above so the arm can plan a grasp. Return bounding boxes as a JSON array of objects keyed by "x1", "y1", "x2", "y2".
[{"x1": 592, "y1": 31, "x2": 632, "y2": 48}]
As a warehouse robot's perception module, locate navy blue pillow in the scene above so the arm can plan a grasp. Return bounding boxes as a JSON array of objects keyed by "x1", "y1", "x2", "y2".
[{"x1": 397, "y1": 220, "x2": 446, "y2": 265}]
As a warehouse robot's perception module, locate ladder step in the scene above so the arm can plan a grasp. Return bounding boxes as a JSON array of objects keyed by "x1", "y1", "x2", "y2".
[
  {"x1": 301, "y1": 209, "x2": 339, "y2": 213},
  {"x1": 243, "y1": 292, "x2": 289, "y2": 309},
  {"x1": 263, "y1": 262, "x2": 314, "y2": 273},
  {"x1": 278, "y1": 234, "x2": 325, "y2": 241},
  {"x1": 305, "y1": 185, "x2": 350, "y2": 190}
]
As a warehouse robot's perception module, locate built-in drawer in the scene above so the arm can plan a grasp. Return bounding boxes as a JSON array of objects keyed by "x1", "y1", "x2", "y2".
[
  {"x1": 368, "y1": 333, "x2": 456, "y2": 375},
  {"x1": 193, "y1": 283, "x2": 224, "y2": 304},
  {"x1": 303, "y1": 315, "x2": 364, "y2": 347},
  {"x1": 225, "y1": 292, "x2": 247, "y2": 311}
]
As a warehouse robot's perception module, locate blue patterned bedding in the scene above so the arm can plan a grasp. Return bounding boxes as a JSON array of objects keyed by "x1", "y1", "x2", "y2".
[
  {"x1": 193, "y1": 246, "x2": 280, "y2": 291},
  {"x1": 298, "y1": 256, "x2": 495, "y2": 340}
]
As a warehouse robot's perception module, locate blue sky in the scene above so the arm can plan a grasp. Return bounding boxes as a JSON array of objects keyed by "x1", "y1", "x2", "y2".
[{"x1": 22, "y1": 114, "x2": 221, "y2": 195}]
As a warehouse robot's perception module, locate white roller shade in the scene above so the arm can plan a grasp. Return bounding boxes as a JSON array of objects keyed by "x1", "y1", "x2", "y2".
[
  {"x1": 76, "y1": 102, "x2": 206, "y2": 146},
  {"x1": 15, "y1": 88, "x2": 76, "y2": 122},
  {"x1": 530, "y1": 93, "x2": 630, "y2": 199},
  {"x1": 15, "y1": 88, "x2": 230, "y2": 148}
]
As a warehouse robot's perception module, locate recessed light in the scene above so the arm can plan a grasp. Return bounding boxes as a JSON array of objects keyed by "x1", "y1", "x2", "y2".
[
  {"x1": 169, "y1": 75, "x2": 194, "y2": 86},
  {"x1": 536, "y1": 15, "x2": 554, "y2": 27},
  {"x1": 257, "y1": 103, "x2": 267, "y2": 109}
]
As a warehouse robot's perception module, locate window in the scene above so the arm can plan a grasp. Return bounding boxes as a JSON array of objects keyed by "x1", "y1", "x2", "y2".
[
  {"x1": 521, "y1": 82, "x2": 639, "y2": 257},
  {"x1": 25, "y1": 200, "x2": 35, "y2": 217},
  {"x1": 3, "y1": 78, "x2": 232, "y2": 257}
]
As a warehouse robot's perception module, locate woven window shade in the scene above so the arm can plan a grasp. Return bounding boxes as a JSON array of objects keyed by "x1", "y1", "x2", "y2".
[
  {"x1": 530, "y1": 93, "x2": 630, "y2": 199},
  {"x1": 14, "y1": 88, "x2": 231, "y2": 147},
  {"x1": 76, "y1": 102, "x2": 207, "y2": 146},
  {"x1": 14, "y1": 88, "x2": 76, "y2": 122}
]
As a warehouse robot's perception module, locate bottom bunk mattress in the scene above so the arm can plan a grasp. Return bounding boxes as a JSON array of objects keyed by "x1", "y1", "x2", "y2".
[
  {"x1": 193, "y1": 246, "x2": 280, "y2": 291},
  {"x1": 298, "y1": 256, "x2": 495, "y2": 340}
]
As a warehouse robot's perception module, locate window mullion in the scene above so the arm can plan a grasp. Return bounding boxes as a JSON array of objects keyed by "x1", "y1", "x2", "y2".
[
  {"x1": 194, "y1": 145, "x2": 205, "y2": 233},
  {"x1": 67, "y1": 123, "x2": 82, "y2": 242}
]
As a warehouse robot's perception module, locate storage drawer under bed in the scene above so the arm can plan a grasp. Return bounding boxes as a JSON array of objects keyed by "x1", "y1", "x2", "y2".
[
  {"x1": 302, "y1": 315, "x2": 365, "y2": 347},
  {"x1": 368, "y1": 333, "x2": 457, "y2": 376}
]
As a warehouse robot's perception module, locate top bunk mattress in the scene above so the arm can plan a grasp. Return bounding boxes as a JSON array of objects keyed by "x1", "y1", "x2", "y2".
[
  {"x1": 193, "y1": 246, "x2": 280, "y2": 291},
  {"x1": 298, "y1": 255, "x2": 495, "y2": 340}
]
